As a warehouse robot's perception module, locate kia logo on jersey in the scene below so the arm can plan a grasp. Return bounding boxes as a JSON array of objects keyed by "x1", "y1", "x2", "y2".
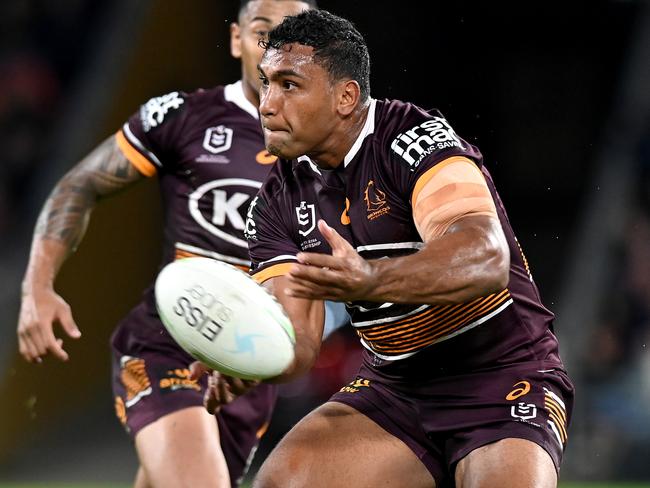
[{"x1": 189, "y1": 178, "x2": 262, "y2": 248}]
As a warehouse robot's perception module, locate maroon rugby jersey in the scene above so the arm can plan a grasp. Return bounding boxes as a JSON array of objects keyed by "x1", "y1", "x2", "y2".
[
  {"x1": 246, "y1": 98, "x2": 564, "y2": 373},
  {"x1": 114, "y1": 82, "x2": 275, "y2": 346}
]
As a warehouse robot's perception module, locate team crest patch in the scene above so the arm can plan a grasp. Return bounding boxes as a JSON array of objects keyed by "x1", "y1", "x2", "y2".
[
  {"x1": 140, "y1": 91, "x2": 184, "y2": 132},
  {"x1": 203, "y1": 125, "x2": 233, "y2": 154},
  {"x1": 364, "y1": 180, "x2": 390, "y2": 220},
  {"x1": 120, "y1": 356, "x2": 153, "y2": 407}
]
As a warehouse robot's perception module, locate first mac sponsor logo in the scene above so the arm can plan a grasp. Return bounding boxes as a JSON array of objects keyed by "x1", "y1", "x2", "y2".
[{"x1": 391, "y1": 116, "x2": 464, "y2": 168}]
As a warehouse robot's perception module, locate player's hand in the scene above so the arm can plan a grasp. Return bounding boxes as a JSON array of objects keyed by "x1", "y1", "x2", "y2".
[
  {"x1": 17, "y1": 287, "x2": 81, "y2": 363},
  {"x1": 189, "y1": 361, "x2": 260, "y2": 415},
  {"x1": 287, "y1": 219, "x2": 375, "y2": 301}
]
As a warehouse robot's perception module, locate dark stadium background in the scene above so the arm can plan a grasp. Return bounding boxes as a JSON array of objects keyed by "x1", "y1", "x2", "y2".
[{"x1": 1, "y1": 0, "x2": 649, "y2": 485}]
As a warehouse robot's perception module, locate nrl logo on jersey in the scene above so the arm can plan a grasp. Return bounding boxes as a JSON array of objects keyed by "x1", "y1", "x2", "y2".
[
  {"x1": 203, "y1": 125, "x2": 233, "y2": 154},
  {"x1": 140, "y1": 92, "x2": 184, "y2": 132},
  {"x1": 390, "y1": 117, "x2": 464, "y2": 169},
  {"x1": 296, "y1": 201, "x2": 316, "y2": 236}
]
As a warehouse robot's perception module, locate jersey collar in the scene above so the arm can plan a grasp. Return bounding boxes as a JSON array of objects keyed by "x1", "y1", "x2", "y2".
[
  {"x1": 343, "y1": 98, "x2": 376, "y2": 167},
  {"x1": 294, "y1": 98, "x2": 376, "y2": 174},
  {"x1": 225, "y1": 81, "x2": 259, "y2": 120}
]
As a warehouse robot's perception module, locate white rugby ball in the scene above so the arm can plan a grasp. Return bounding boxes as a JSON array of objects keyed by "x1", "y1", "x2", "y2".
[{"x1": 154, "y1": 257, "x2": 295, "y2": 380}]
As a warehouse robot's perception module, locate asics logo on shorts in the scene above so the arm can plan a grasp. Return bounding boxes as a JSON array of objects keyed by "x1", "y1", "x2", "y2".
[{"x1": 505, "y1": 380, "x2": 531, "y2": 400}]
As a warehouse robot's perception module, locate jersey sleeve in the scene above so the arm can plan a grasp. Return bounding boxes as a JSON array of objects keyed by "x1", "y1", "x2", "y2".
[
  {"x1": 115, "y1": 91, "x2": 188, "y2": 176},
  {"x1": 245, "y1": 170, "x2": 301, "y2": 283},
  {"x1": 385, "y1": 106, "x2": 484, "y2": 204}
]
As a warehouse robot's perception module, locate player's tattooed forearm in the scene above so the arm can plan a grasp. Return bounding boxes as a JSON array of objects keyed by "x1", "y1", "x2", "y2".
[
  {"x1": 35, "y1": 178, "x2": 94, "y2": 244},
  {"x1": 35, "y1": 136, "x2": 141, "y2": 245}
]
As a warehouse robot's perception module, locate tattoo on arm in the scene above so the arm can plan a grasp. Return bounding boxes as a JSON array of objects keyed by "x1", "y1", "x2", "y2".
[{"x1": 35, "y1": 136, "x2": 143, "y2": 250}]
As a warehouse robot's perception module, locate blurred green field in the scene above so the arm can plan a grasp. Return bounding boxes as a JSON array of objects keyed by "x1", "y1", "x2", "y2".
[{"x1": 3, "y1": 483, "x2": 650, "y2": 488}]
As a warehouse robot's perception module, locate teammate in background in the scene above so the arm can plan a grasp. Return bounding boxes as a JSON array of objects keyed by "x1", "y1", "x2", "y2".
[
  {"x1": 236, "y1": 9, "x2": 574, "y2": 488},
  {"x1": 13, "y1": 1, "x2": 346, "y2": 487}
]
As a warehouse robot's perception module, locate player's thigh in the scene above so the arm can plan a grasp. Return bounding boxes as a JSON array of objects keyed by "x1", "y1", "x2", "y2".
[
  {"x1": 455, "y1": 438, "x2": 556, "y2": 488},
  {"x1": 135, "y1": 406, "x2": 230, "y2": 488},
  {"x1": 254, "y1": 401, "x2": 435, "y2": 488}
]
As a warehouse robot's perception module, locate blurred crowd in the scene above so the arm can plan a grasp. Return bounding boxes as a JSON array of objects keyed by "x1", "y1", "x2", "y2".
[
  {"x1": 0, "y1": 1, "x2": 104, "y2": 244},
  {"x1": 581, "y1": 117, "x2": 650, "y2": 478}
]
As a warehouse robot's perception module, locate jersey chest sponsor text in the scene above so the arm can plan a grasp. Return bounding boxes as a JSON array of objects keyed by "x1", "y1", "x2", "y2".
[
  {"x1": 188, "y1": 178, "x2": 262, "y2": 248},
  {"x1": 390, "y1": 117, "x2": 464, "y2": 168}
]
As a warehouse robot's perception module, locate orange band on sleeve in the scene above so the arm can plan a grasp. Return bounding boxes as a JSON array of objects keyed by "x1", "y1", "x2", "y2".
[
  {"x1": 252, "y1": 263, "x2": 294, "y2": 284},
  {"x1": 411, "y1": 156, "x2": 478, "y2": 205},
  {"x1": 412, "y1": 158, "x2": 497, "y2": 240},
  {"x1": 115, "y1": 130, "x2": 157, "y2": 177}
]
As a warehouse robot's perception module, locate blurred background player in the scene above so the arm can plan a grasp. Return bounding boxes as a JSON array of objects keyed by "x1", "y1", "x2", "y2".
[{"x1": 13, "y1": 1, "x2": 346, "y2": 487}]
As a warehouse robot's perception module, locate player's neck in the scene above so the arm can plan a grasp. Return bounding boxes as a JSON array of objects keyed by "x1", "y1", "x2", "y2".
[
  {"x1": 240, "y1": 79, "x2": 261, "y2": 109},
  {"x1": 310, "y1": 102, "x2": 370, "y2": 170}
]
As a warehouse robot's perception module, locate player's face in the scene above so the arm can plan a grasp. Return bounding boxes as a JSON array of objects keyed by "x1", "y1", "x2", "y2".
[
  {"x1": 231, "y1": 0, "x2": 312, "y2": 106},
  {"x1": 258, "y1": 44, "x2": 341, "y2": 161}
]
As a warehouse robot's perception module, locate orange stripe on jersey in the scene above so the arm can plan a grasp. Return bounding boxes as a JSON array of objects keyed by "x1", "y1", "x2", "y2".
[
  {"x1": 256, "y1": 420, "x2": 270, "y2": 439},
  {"x1": 364, "y1": 289, "x2": 510, "y2": 337},
  {"x1": 412, "y1": 157, "x2": 497, "y2": 240},
  {"x1": 356, "y1": 289, "x2": 511, "y2": 355},
  {"x1": 515, "y1": 238, "x2": 532, "y2": 279},
  {"x1": 411, "y1": 156, "x2": 474, "y2": 204},
  {"x1": 252, "y1": 263, "x2": 294, "y2": 284},
  {"x1": 115, "y1": 130, "x2": 157, "y2": 177},
  {"x1": 174, "y1": 249, "x2": 249, "y2": 271}
]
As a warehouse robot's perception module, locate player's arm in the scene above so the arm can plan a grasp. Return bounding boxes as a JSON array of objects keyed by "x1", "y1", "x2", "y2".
[
  {"x1": 18, "y1": 135, "x2": 144, "y2": 363},
  {"x1": 262, "y1": 275, "x2": 325, "y2": 382},
  {"x1": 287, "y1": 157, "x2": 510, "y2": 305}
]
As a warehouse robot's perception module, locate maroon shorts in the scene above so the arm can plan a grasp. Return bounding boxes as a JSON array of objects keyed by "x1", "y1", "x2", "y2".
[
  {"x1": 111, "y1": 303, "x2": 277, "y2": 487},
  {"x1": 330, "y1": 360, "x2": 574, "y2": 487}
]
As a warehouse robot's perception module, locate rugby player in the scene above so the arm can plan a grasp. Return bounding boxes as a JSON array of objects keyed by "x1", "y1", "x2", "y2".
[
  {"x1": 237, "y1": 9, "x2": 574, "y2": 488},
  {"x1": 14, "y1": 1, "x2": 347, "y2": 487}
]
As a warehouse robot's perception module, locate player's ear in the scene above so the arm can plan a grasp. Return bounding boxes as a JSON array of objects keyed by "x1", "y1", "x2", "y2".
[
  {"x1": 336, "y1": 80, "x2": 361, "y2": 117},
  {"x1": 231, "y1": 22, "x2": 242, "y2": 59}
]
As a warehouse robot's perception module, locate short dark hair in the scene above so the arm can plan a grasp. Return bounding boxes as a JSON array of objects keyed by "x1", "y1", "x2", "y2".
[
  {"x1": 239, "y1": 0, "x2": 318, "y2": 16},
  {"x1": 263, "y1": 9, "x2": 371, "y2": 101}
]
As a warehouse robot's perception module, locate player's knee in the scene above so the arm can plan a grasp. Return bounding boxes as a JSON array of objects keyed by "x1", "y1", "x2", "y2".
[
  {"x1": 253, "y1": 465, "x2": 287, "y2": 488},
  {"x1": 253, "y1": 449, "x2": 311, "y2": 488}
]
